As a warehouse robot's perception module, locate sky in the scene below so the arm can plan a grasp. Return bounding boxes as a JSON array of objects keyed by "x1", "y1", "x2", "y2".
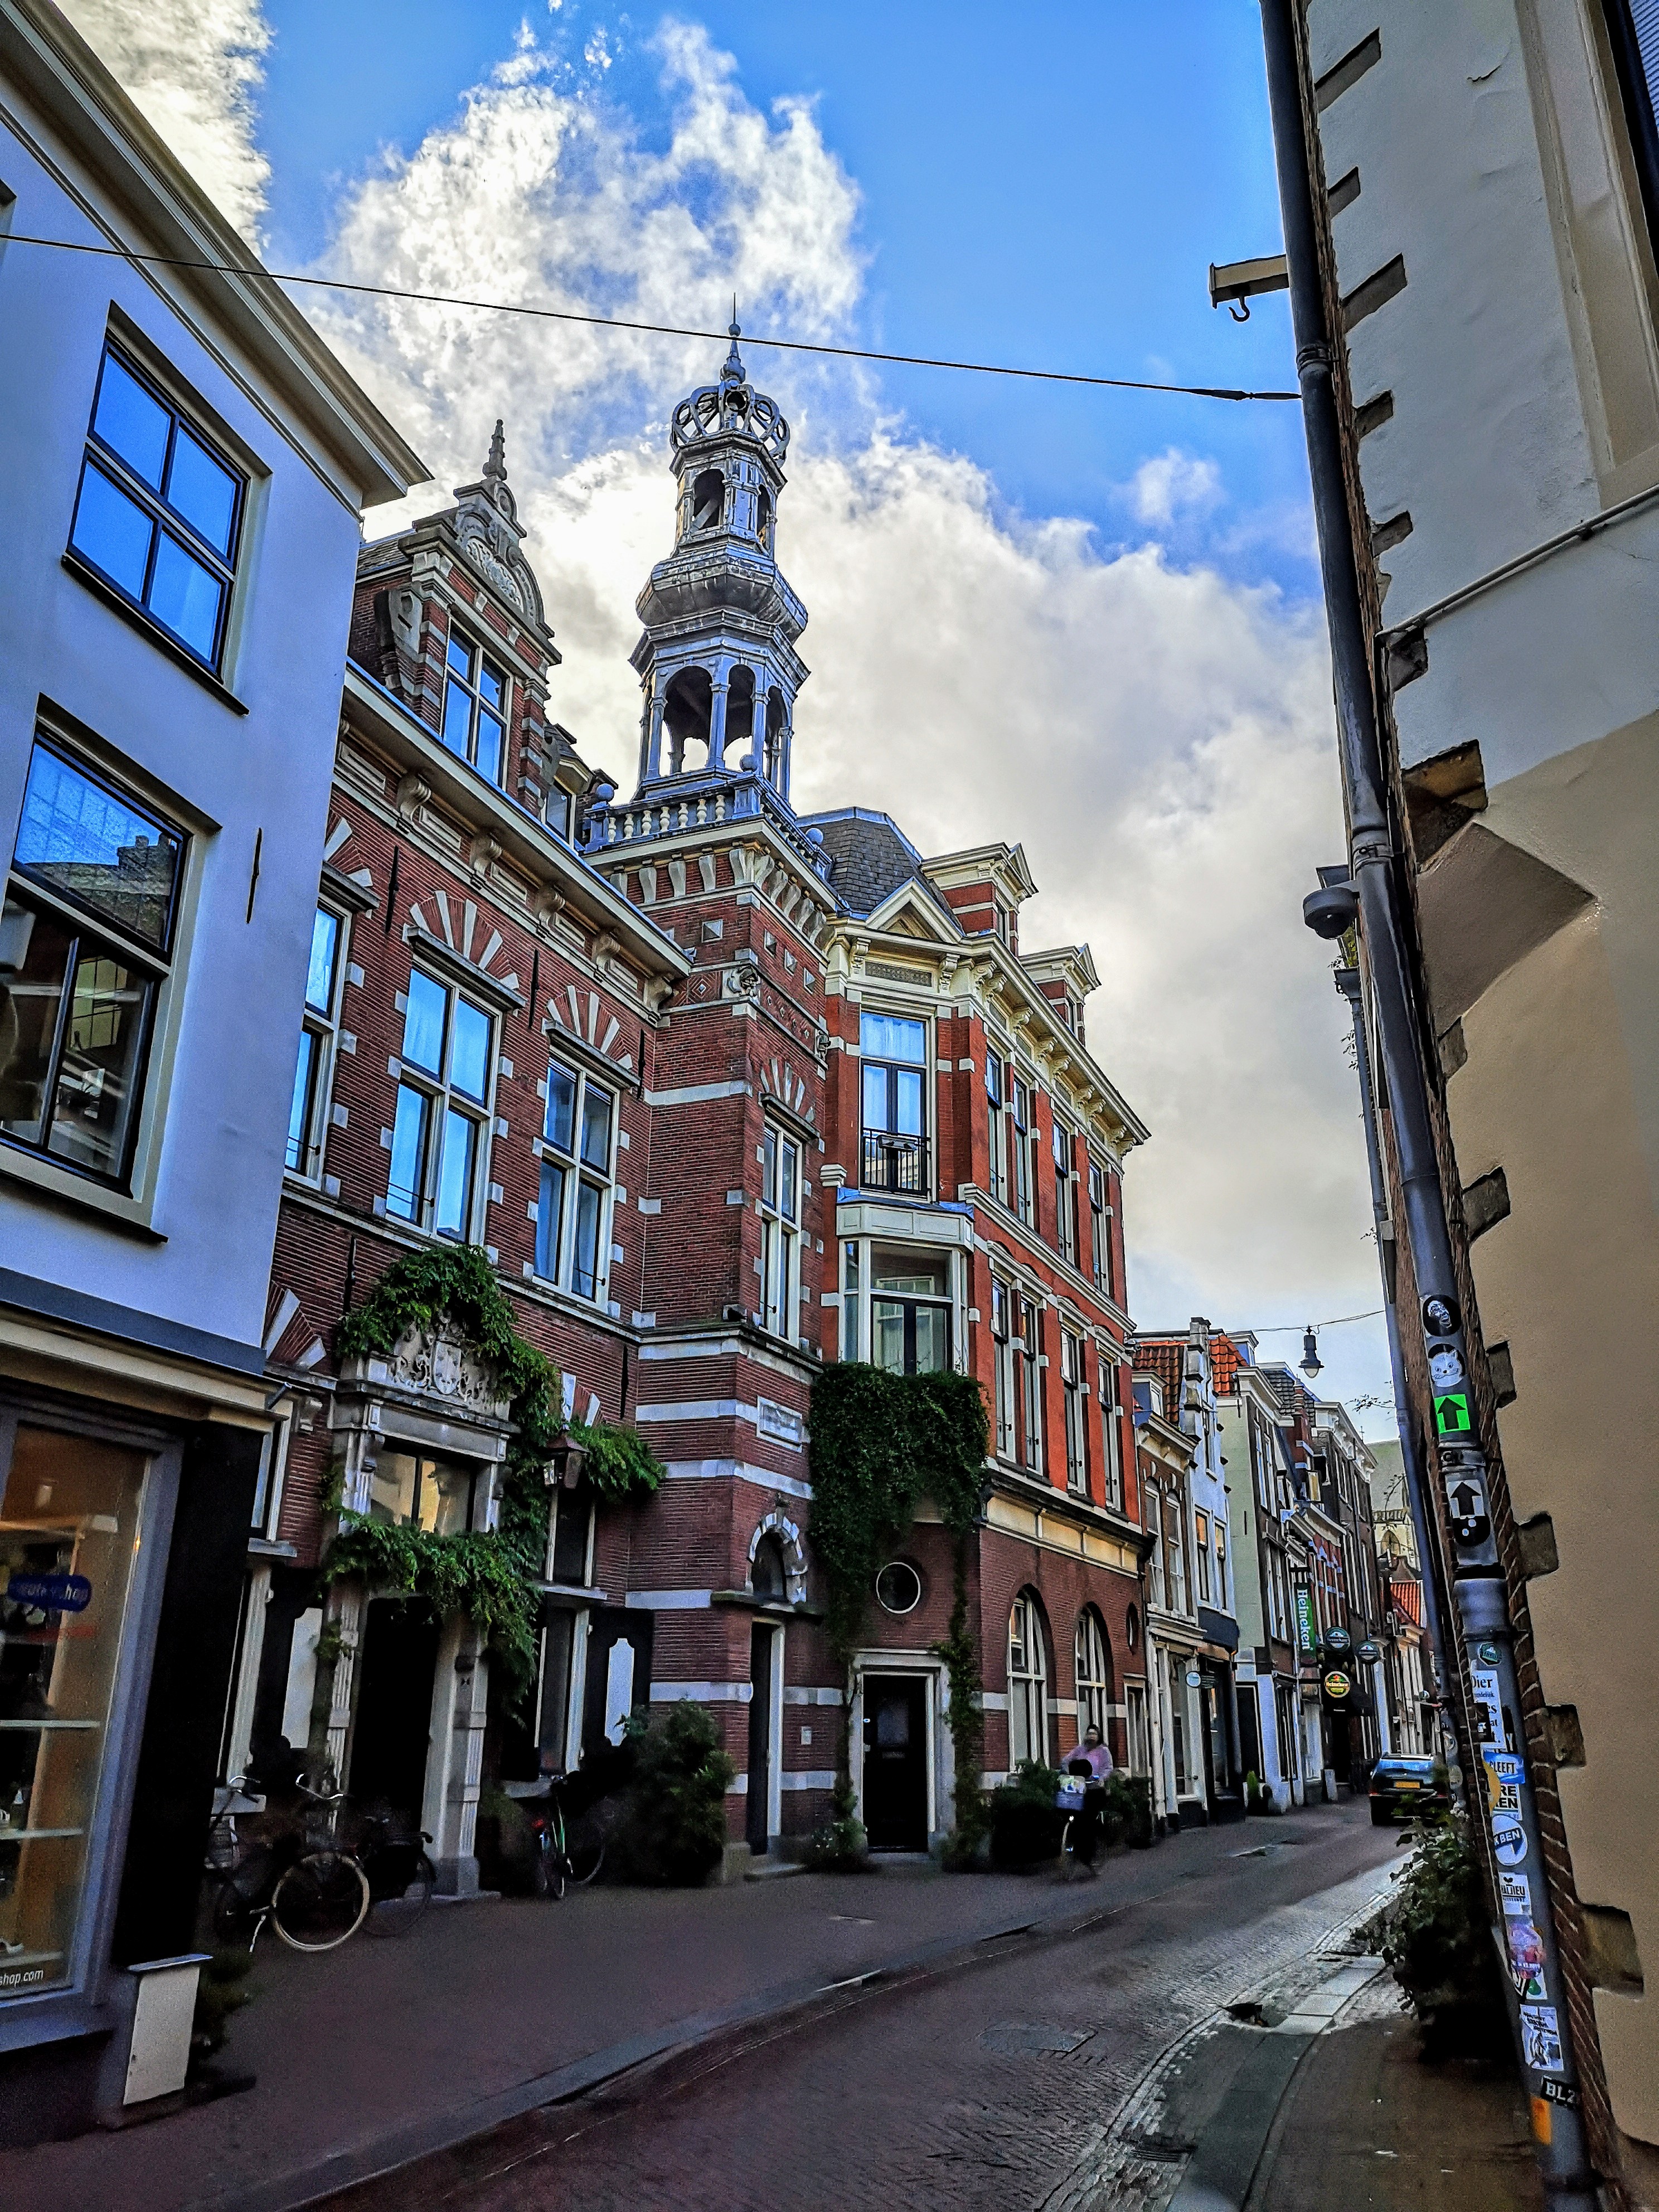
[{"x1": 60, "y1": 0, "x2": 1398, "y2": 1432}]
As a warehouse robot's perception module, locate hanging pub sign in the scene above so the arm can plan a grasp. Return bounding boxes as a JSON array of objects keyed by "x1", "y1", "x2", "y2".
[
  {"x1": 1322, "y1": 1624, "x2": 1352, "y2": 1657},
  {"x1": 1323, "y1": 1668, "x2": 1353, "y2": 1702},
  {"x1": 1356, "y1": 1640, "x2": 1380, "y2": 1665},
  {"x1": 1294, "y1": 1586, "x2": 1318, "y2": 1652}
]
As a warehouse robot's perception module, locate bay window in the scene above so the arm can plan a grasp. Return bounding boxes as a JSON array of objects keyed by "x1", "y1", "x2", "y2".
[
  {"x1": 387, "y1": 967, "x2": 494, "y2": 1237},
  {"x1": 285, "y1": 904, "x2": 346, "y2": 1178},
  {"x1": 536, "y1": 1056, "x2": 615, "y2": 1302},
  {"x1": 860, "y1": 1011, "x2": 928, "y2": 1194},
  {"x1": 871, "y1": 1246, "x2": 950, "y2": 1375},
  {"x1": 760, "y1": 1122, "x2": 801, "y2": 1341}
]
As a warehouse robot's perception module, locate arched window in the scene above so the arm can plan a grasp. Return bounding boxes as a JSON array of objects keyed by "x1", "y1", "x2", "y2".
[
  {"x1": 664, "y1": 666, "x2": 713, "y2": 774},
  {"x1": 1075, "y1": 1608, "x2": 1112, "y2": 1740},
  {"x1": 691, "y1": 468, "x2": 724, "y2": 531},
  {"x1": 755, "y1": 486, "x2": 773, "y2": 547},
  {"x1": 726, "y1": 664, "x2": 756, "y2": 753},
  {"x1": 751, "y1": 1532, "x2": 787, "y2": 1602},
  {"x1": 764, "y1": 687, "x2": 786, "y2": 786},
  {"x1": 1007, "y1": 1590, "x2": 1049, "y2": 1769}
]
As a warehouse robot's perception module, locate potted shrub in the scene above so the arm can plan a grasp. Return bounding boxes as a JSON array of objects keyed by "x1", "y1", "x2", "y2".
[
  {"x1": 612, "y1": 1702, "x2": 736, "y2": 1886},
  {"x1": 989, "y1": 1760, "x2": 1065, "y2": 1869}
]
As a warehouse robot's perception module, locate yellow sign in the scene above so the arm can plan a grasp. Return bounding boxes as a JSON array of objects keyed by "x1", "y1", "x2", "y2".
[{"x1": 1323, "y1": 1669, "x2": 1352, "y2": 1701}]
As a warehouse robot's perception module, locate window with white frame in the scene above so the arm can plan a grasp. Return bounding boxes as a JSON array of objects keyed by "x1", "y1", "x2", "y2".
[
  {"x1": 388, "y1": 968, "x2": 494, "y2": 1236},
  {"x1": 1061, "y1": 1328, "x2": 1087, "y2": 1494},
  {"x1": 441, "y1": 627, "x2": 510, "y2": 785},
  {"x1": 1018, "y1": 1296, "x2": 1043, "y2": 1470},
  {"x1": 285, "y1": 904, "x2": 347, "y2": 1178},
  {"x1": 985, "y1": 1051, "x2": 1008, "y2": 1206},
  {"x1": 1007, "y1": 1591, "x2": 1049, "y2": 1768},
  {"x1": 840, "y1": 1238, "x2": 861, "y2": 1361},
  {"x1": 1193, "y1": 1510, "x2": 1212, "y2": 1604},
  {"x1": 860, "y1": 1011, "x2": 928, "y2": 1195},
  {"x1": 871, "y1": 1245, "x2": 951, "y2": 1375},
  {"x1": 1099, "y1": 1356, "x2": 1123, "y2": 1508},
  {"x1": 1011, "y1": 1076, "x2": 1034, "y2": 1225},
  {"x1": 1075, "y1": 1607, "x2": 1111, "y2": 1739},
  {"x1": 2, "y1": 739, "x2": 186, "y2": 1188},
  {"x1": 1053, "y1": 1118, "x2": 1079, "y2": 1267},
  {"x1": 991, "y1": 1278, "x2": 1016, "y2": 1458},
  {"x1": 760, "y1": 1121, "x2": 801, "y2": 1341},
  {"x1": 535, "y1": 1056, "x2": 615, "y2": 1301},
  {"x1": 1268, "y1": 1549, "x2": 1289, "y2": 1641},
  {"x1": 1126, "y1": 1681, "x2": 1150, "y2": 1775},
  {"x1": 1088, "y1": 1161, "x2": 1113, "y2": 1297},
  {"x1": 1146, "y1": 1485, "x2": 1167, "y2": 1609},
  {"x1": 1164, "y1": 1493, "x2": 1189, "y2": 1613},
  {"x1": 1215, "y1": 1518, "x2": 1229, "y2": 1611}
]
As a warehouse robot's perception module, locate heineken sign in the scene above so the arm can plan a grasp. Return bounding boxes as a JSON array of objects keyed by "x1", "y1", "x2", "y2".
[{"x1": 1294, "y1": 1587, "x2": 1318, "y2": 1652}]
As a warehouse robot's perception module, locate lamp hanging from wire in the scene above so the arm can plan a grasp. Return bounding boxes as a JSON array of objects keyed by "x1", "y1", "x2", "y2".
[{"x1": 1299, "y1": 1326, "x2": 1324, "y2": 1380}]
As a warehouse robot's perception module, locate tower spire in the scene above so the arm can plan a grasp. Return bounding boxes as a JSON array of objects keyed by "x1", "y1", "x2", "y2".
[{"x1": 484, "y1": 417, "x2": 507, "y2": 484}]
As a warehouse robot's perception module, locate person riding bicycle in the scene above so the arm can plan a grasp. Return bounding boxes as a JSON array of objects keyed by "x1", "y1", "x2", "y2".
[{"x1": 1064, "y1": 1725, "x2": 1114, "y2": 1869}]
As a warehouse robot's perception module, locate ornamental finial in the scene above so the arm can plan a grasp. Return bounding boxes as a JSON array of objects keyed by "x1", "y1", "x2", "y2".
[{"x1": 484, "y1": 418, "x2": 507, "y2": 484}]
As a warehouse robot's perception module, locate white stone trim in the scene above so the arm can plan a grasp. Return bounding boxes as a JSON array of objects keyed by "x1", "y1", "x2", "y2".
[
  {"x1": 652, "y1": 1680, "x2": 750, "y2": 1701},
  {"x1": 780, "y1": 1770, "x2": 837, "y2": 1792},
  {"x1": 624, "y1": 1589, "x2": 712, "y2": 1610},
  {"x1": 662, "y1": 1457, "x2": 813, "y2": 1501}
]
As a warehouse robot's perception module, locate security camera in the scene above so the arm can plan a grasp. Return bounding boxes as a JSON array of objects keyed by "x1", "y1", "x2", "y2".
[{"x1": 1303, "y1": 884, "x2": 1359, "y2": 940}]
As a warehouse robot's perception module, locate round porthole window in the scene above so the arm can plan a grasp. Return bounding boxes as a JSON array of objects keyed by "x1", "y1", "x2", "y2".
[
  {"x1": 875, "y1": 1559, "x2": 923, "y2": 1616},
  {"x1": 1126, "y1": 1605, "x2": 1141, "y2": 1652}
]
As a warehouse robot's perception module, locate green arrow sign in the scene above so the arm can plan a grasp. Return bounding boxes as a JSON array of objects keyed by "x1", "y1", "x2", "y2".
[{"x1": 1435, "y1": 1391, "x2": 1473, "y2": 1435}]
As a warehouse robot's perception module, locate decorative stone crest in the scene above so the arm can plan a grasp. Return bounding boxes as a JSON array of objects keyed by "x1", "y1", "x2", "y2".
[
  {"x1": 450, "y1": 420, "x2": 545, "y2": 628},
  {"x1": 386, "y1": 1323, "x2": 512, "y2": 1419}
]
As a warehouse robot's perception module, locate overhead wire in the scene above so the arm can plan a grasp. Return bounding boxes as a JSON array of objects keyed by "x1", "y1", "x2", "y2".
[{"x1": 3, "y1": 234, "x2": 1302, "y2": 405}]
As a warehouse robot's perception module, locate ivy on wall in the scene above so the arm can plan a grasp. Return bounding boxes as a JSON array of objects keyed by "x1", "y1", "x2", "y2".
[{"x1": 806, "y1": 1364, "x2": 990, "y2": 1846}]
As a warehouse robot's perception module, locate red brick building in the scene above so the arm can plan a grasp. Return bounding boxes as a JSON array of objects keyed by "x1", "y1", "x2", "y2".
[{"x1": 227, "y1": 333, "x2": 1153, "y2": 1879}]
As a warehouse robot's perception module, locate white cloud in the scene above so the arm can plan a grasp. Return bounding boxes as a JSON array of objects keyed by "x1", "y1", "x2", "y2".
[
  {"x1": 1127, "y1": 445, "x2": 1223, "y2": 526},
  {"x1": 59, "y1": 0, "x2": 271, "y2": 243},
  {"x1": 75, "y1": 9, "x2": 1394, "y2": 1421}
]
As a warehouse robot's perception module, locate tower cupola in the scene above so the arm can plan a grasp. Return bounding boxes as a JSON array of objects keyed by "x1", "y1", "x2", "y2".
[{"x1": 631, "y1": 322, "x2": 808, "y2": 798}]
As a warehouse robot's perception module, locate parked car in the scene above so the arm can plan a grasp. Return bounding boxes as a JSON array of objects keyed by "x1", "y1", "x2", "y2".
[{"x1": 1369, "y1": 1756, "x2": 1451, "y2": 1825}]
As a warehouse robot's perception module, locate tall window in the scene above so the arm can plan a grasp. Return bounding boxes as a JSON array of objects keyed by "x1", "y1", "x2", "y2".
[
  {"x1": 1011, "y1": 1078, "x2": 1034, "y2": 1225},
  {"x1": 441, "y1": 629, "x2": 508, "y2": 786},
  {"x1": 1075, "y1": 1609, "x2": 1112, "y2": 1740},
  {"x1": 1088, "y1": 1162, "x2": 1113, "y2": 1297},
  {"x1": 388, "y1": 968, "x2": 494, "y2": 1236},
  {"x1": 840, "y1": 1239, "x2": 861, "y2": 1361},
  {"x1": 1215, "y1": 1519, "x2": 1229, "y2": 1612},
  {"x1": 536, "y1": 1057, "x2": 615, "y2": 1301},
  {"x1": 2, "y1": 741, "x2": 184, "y2": 1186},
  {"x1": 1053, "y1": 1118, "x2": 1078, "y2": 1266},
  {"x1": 991, "y1": 1278, "x2": 1016, "y2": 1458},
  {"x1": 1193, "y1": 1510, "x2": 1213, "y2": 1604},
  {"x1": 286, "y1": 905, "x2": 346, "y2": 1178},
  {"x1": 1061, "y1": 1328, "x2": 1087, "y2": 1494},
  {"x1": 760, "y1": 1122, "x2": 801, "y2": 1341},
  {"x1": 1018, "y1": 1297, "x2": 1043, "y2": 1469},
  {"x1": 68, "y1": 346, "x2": 244, "y2": 670},
  {"x1": 1164, "y1": 1494, "x2": 1188, "y2": 1613},
  {"x1": 860, "y1": 1011, "x2": 928, "y2": 1194},
  {"x1": 1126, "y1": 1682, "x2": 1150, "y2": 1776},
  {"x1": 1267, "y1": 1550, "x2": 1289, "y2": 1642},
  {"x1": 986, "y1": 1052, "x2": 1008, "y2": 1206},
  {"x1": 368, "y1": 1452, "x2": 481, "y2": 1534},
  {"x1": 871, "y1": 1246, "x2": 950, "y2": 1375},
  {"x1": 1146, "y1": 1485, "x2": 1167, "y2": 1609},
  {"x1": 1007, "y1": 1592, "x2": 1049, "y2": 1768},
  {"x1": 1099, "y1": 1358, "x2": 1123, "y2": 1508}
]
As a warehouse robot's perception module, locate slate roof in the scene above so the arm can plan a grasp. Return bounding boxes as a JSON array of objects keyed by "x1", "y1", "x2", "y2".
[{"x1": 799, "y1": 807, "x2": 958, "y2": 929}]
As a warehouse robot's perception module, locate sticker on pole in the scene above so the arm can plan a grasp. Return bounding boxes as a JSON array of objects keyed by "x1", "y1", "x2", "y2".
[
  {"x1": 1520, "y1": 2004, "x2": 1566, "y2": 2075},
  {"x1": 1500, "y1": 1871, "x2": 1532, "y2": 1917},
  {"x1": 1434, "y1": 1391, "x2": 1473, "y2": 1436},
  {"x1": 1506, "y1": 1919, "x2": 1548, "y2": 2001},
  {"x1": 1492, "y1": 1815, "x2": 1527, "y2": 1867}
]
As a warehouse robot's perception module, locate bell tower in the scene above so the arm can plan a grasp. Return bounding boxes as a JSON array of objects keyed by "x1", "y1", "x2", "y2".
[{"x1": 632, "y1": 323, "x2": 808, "y2": 799}]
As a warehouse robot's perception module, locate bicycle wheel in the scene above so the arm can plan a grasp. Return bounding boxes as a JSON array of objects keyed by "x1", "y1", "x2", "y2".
[
  {"x1": 536, "y1": 1825, "x2": 567, "y2": 1901},
  {"x1": 211, "y1": 1847, "x2": 274, "y2": 1944},
  {"x1": 271, "y1": 1852, "x2": 370, "y2": 1951},
  {"x1": 367, "y1": 1845, "x2": 435, "y2": 1936},
  {"x1": 563, "y1": 1807, "x2": 605, "y2": 1888}
]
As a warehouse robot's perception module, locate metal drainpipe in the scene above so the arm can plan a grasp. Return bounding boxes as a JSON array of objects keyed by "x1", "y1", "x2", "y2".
[{"x1": 1258, "y1": 3, "x2": 1597, "y2": 2200}]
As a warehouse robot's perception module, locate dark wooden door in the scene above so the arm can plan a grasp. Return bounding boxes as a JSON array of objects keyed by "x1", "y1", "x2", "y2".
[
  {"x1": 746, "y1": 1623, "x2": 774, "y2": 1850},
  {"x1": 861, "y1": 1675, "x2": 928, "y2": 1850},
  {"x1": 349, "y1": 1599, "x2": 440, "y2": 1827}
]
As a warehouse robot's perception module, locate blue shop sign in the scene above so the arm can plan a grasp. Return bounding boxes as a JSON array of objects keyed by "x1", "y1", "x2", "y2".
[{"x1": 4, "y1": 1571, "x2": 93, "y2": 1614}]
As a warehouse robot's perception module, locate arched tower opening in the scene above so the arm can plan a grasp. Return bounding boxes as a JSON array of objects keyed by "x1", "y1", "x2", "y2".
[
  {"x1": 727, "y1": 665, "x2": 756, "y2": 754},
  {"x1": 664, "y1": 666, "x2": 713, "y2": 774},
  {"x1": 690, "y1": 468, "x2": 724, "y2": 533}
]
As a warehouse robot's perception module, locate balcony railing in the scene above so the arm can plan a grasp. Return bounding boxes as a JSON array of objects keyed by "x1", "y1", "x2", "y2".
[{"x1": 861, "y1": 1129, "x2": 929, "y2": 1195}]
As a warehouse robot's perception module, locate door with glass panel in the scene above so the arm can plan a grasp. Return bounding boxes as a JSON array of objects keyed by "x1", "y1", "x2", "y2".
[{"x1": 860, "y1": 1013, "x2": 928, "y2": 1194}]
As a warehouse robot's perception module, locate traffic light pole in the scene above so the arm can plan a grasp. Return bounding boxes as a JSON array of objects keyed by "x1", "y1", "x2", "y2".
[{"x1": 1258, "y1": 3, "x2": 1597, "y2": 2201}]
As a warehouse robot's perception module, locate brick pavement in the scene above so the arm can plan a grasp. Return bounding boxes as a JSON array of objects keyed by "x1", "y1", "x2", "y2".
[{"x1": 314, "y1": 1802, "x2": 1399, "y2": 2212}]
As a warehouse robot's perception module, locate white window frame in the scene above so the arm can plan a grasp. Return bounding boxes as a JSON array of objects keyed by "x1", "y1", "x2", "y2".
[
  {"x1": 760, "y1": 1120, "x2": 802, "y2": 1343},
  {"x1": 1061, "y1": 1328, "x2": 1086, "y2": 1495},
  {"x1": 1007, "y1": 1592, "x2": 1049, "y2": 1769},
  {"x1": 991, "y1": 1277, "x2": 1016, "y2": 1459},
  {"x1": 386, "y1": 968, "x2": 496, "y2": 1238},
  {"x1": 1126, "y1": 1681, "x2": 1151, "y2": 1775},
  {"x1": 285, "y1": 901, "x2": 348, "y2": 1184},
  {"x1": 1099, "y1": 1356, "x2": 1123, "y2": 1508},
  {"x1": 1194, "y1": 1509, "x2": 1213, "y2": 1605},
  {"x1": 1088, "y1": 1160, "x2": 1112, "y2": 1296},
  {"x1": 986, "y1": 1051, "x2": 1008, "y2": 1207},
  {"x1": 1075, "y1": 1608, "x2": 1110, "y2": 1739},
  {"x1": 1011, "y1": 1076, "x2": 1035, "y2": 1226},
  {"x1": 1017, "y1": 1296, "x2": 1044, "y2": 1471},
  {"x1": 1053, "y1": 1117, "x2": 1078, "y2": 1267},
  {"x1": 535, "y1": 1054, "x2": 617, "y2": 1304},
  {"x1": 440, "y1": 623, "x2": 511, "y2": 788}
]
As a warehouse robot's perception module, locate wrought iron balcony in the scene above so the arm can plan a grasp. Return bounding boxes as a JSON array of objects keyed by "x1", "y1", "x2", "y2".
[{"x1": 861, "y1": 1129, "x2": 929, "y2": 1195}]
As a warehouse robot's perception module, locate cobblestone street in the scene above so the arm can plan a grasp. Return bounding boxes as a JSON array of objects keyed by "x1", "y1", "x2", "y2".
[{"x1": 321, "y1": 1802, "x2": 1399, "y2": 2212}]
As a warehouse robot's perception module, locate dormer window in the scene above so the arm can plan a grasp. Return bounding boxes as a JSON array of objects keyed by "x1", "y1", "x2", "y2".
[{"x1": 442, "y1": 628, "x2": 508, "y2": 787}]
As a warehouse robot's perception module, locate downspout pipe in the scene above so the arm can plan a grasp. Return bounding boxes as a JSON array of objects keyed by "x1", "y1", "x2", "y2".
[{"x1": 1257, "y1": 4, "x2": 1597, "y2": 2203}]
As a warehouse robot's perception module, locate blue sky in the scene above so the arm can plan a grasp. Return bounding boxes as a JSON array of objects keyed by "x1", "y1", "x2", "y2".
[{"x1": 256, "y1": 0, "x2": 1315, "y2": 598}]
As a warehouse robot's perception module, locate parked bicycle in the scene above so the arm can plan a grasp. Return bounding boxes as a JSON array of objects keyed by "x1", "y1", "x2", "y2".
[
  {"x1": 521, "y1": 1773, "x2": 605, "y2": 1899},
  {"x1": 207, "y1": 1770, "x2": 435, "y2": 1952}
]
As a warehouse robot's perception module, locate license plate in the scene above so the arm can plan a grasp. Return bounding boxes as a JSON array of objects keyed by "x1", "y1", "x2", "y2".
[{"x1": 1395, "y1": 1780, "x2": 1420, "y2": 1790}]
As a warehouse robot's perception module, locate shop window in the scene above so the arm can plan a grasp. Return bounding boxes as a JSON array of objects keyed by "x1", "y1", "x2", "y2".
[
  {"x1": 1, "y1": 740, "x2": 185, "y2": 1188},
  {"x1": 535, "y1": 1056, "x2": 615, "y2": 1302},
  {"x1": 860, "y1": 1011, "x2": 928, "y2": 1195},
  {"x1": 872, "y1": 1246, "x2": 951, "y2": 1376},
  {"x1": 1075, "y1": 1607, "x2": 1112, "y2": 1740},
  {"x1": 67, "y1": 343, "x2": 244, "y2": 670},
  {"x1": 368, "y1": 1452, "x2": 481, "y2": 1534},
  {"x1": 991, "y1": 1278, "x2": 1016, "y2": 1459},
  {"x1": 388, "y1": 968, "x2": 494, "y2": 1237},
  {"x1": 0, "y1": 1422, "x2": 152, "y2": 1997},
  {"x1": 760, "y1": 1122, "x2": 801, "y2": 1342},
  {"x1": 285, "y1": 903, "x2": 348, "y2": 1179},
  {"x1": 1007, "y1": 1590, "x2": 1049, "y2": 1768},
  {"x1": 440, "y1": 628, "x2": 508, "y2": 787}
]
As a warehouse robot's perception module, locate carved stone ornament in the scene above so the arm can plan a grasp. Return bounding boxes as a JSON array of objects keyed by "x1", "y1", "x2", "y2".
[
  {"x1": 386, "y1": 1323, "x2": 510, "y2": 1417},
  {"x1": 449, "y1": 420, "x2": 546, "y2": 629}
]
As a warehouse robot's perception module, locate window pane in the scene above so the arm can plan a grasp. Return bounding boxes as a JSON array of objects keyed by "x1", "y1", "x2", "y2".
[
  {"x1": 402, "y1": 970, "x2": 447, "y2": 1074},
  {"x1": 13, "y1": 746, "x2": 181, "y2": 952},
  {"x1": 860, "y1": 1012, "x2": 925, "y2": 1064},
  {"x1": 873, "y1": 1250, "x2": 945, "y2": 1295},
  {"x1": 478, "y1": 661, "x2": 505, "y2": 710},
  {"x1": 861, "y1": 1062, "x2": 887, "y2": 1130},
  {"x1": 573, "y1": 1179, "x2": 603, "y2": 1298},
  {"x1": 475, "y1": 711, "x2": 504, "y2": 786},
  {"x1": 449, "y1": 998, "x2": 491, "y2": 1102},
  {"x1": 165, "y1": 424, "x2": 237, "y2": 556},
  {"x1": 92, "y1": 353, "x2": 169, "y2": 487},
  {"x1": 45, "y1": 945, "x2": 149, "y2": 1180},
  {"x1": 434, "y1": 1108, "x2": 477, "y2": 1236},
  {"x1": 387, "y1": 1084, "x2": 429, "y2": 1220},
  {"x1": 579, "y1": 1084, "x2": 612, "y2": 1170},
  {"x1": 894, "y1": 1068, "x2": 924, "y2": 1137},
  {"x1": 913, "y1": 1304, "x2": 950, "y2": 1374},
  {"x1": 545, "y1": 1062, "x2": 576, "y2": 1153},
  {"x1": 442, "y1": 678, "x2": 473, "y2": 758},
  {"x1": 286, "y1": 1026, "x2": 318, "y2": 1172},
  {"x1": 305, "y1": 908, "x2": 339, "y2": 1014},
  {"x1": 148, "y1": 533, "x2": 224, "y2": 662},
  {"x1": 761, "y1": 1125, "x2": 777, "y2": 1210},
  {"x1": 536, "y1": 1158, "x2": 567, "y2": 1279},
  {"x1": 430, "y1": 1461, "x2": 475, "y2": 1536},
  {"x1": 368, "y1": 1450, "x2": 419, "y2": 1526},
  {"x1": 0, "y1": 898, "x2": 74, "y2": 1146},
  {"x1": 781, "y1": 1138, "x2": 798, "y2": 1221},
  {"x1": 872, "y1": 1299, "x2": 906, "y2": 1375},
  {"x1": 70, "y1": 460, "x2": 154, "y2": 601},
  {"x1": 445, "y1": 632, "x2": 473, "y2": 681}
]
